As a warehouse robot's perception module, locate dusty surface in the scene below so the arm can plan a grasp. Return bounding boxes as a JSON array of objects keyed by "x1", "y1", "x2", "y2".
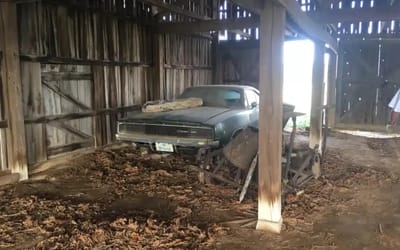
[{"x1": 0, "y1": 131, "x2": 400, "y2": 249}]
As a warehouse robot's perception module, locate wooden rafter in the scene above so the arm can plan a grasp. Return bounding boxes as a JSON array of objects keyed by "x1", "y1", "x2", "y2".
[
  {"x1": 273, "y1": 0, "x2": 338, "y2": 52},
  {"x1": 139, "y1": 0, "x2": 210, "y2": 20},
  {"x1": 339, "y1": 33, "x2": 400, "y2": 41},
  {"x1": 310, "y1": 6, "x2": 400, "y2": 24},
  {"x1": 230, "y1": 0, "x2": 264, "y2": 14},
  {"x1": 231, "y1": 0, "x2": 337, "y2": 52},
  {"x1": 158, "y1": 16, "x2": 259, "y2": 33}
]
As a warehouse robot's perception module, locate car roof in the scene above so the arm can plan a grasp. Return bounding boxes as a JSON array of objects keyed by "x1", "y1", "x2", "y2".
[{"x1": 186, "y1": 84, "x2": 259, "y2": 93}]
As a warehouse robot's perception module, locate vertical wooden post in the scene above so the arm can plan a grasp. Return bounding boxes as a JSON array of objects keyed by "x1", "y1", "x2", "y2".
[
  {"x1": 335, "y1": 44, "x2": 344, "y2": 123},
  {"x1": 153, "y1": 33, "x2": 165, "y2": 100},
  {"x1": 309, "y1": 42, "x2": 325, "y2": 178},
  {"x1": 21, "y1": 62, "x2": 47, "y2": 165},
  {"x1": 327, "y1": 51, "x2": 338, "y2": 128},
  {"x1": 257, "y1": 1, "x2": 286, "y2": 233},
  {"x1": 92, "y1": 66, "x2": 107, "y2": 147},
  {"x1": 0, "y1": 2, "x2": 28, "y2": 180}
]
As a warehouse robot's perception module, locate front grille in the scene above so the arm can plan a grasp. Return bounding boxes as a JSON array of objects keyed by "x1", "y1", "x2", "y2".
[{"x1": 118, "y1": 123, "x2": 214, "y2": 139}]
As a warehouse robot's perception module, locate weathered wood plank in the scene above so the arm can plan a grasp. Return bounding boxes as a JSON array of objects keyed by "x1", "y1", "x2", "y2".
[
  {"x1": 256, "y1": 1, "x2": 285, "y2": 233},
  {"x1": 92, "y1": 65, "x2": 106, "y2": 146},
  {"x1": 20, "y1": 55, "x2": 152, "y2": 67},
  {"x1": 310, "y1": 6, "x2": 400, "y2": 23},
  {"x1": 153, "y1": 34, "x2": 165, "y2": 100},
  {"x1": 49, "y1": 122, "x2": 92, "y2": 140},
  {"x1": 41, "y1": 72, "x2": 93, "y2": 81},
  {"x1": 327, "y1": 52, "x2": 338, "y2": 128},
  {"x1": 0, "y1": 121, "x2": 7, "y2": 129},
  {"x1": 0, "y1": 2, "x2": 29, "y2": 180},
  {"x1": 140, "y1": 0, "x2": 210, "y2": 20},
  {"x1": 158, "y1": 16, "x2": 259, "y2": 34},
  {"x1": 42, "y1": 80, "x2": 92, "y2": 110},
  {"x1": 164, "y1": 64, "x2": 212, "y2": 70},
  {"x1": 47, "y1": 139, "x2": 93, "y2": 156},
  {"x1": 21, "y1": 62, "x2": 48, "y2": 165},
  {"x1": 24, "y1": 105, "x2": 140, "y2": 124}
]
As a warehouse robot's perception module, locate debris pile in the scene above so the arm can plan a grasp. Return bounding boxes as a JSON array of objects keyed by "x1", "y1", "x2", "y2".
[
  {"x1": 1, "y1": 134, "x2": 400, "y2": 249},
  {"x1": 0, "y1": 148, "x2": 245, "y2": 249}
]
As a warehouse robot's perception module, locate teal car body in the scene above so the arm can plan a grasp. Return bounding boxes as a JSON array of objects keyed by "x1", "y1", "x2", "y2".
[{"x1": 116, "y1": 85, "x2": 294, "y2": 151}]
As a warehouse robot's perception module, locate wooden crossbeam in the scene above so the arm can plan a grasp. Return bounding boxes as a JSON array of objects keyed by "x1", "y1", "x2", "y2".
[
  {"x1": 158, "y1": 16, "x2": 259, "y2": 33},
  {"x1": 42, "y1": 81, "x2": 91, "y2": 111},
  {"x1": 49, "y1": 122, "x2": 92, "y2": 140},
  {"x1": 230, "y1": 0, "x2": 264, "y2": 14},
  {"x1": 273, "y1": 0, "x2": 338, "y2": 53},
  {"x1": 339, "y1": 34, "x2": 400, "y2": 41},
  {"x1": 0, "y1": 120, "x2": 7, "y2": 129},
  {"x1": 310, "y1": 6, "x2": 400, "y2": 24},
  {"x1": 41, "y1": 72, "x2": 93, "y2": 81},
  {"x1": 231, "y1": 0, "x2": 337, "y2": 52},
  {"x1": 139, "y1": 0, "x2": 210, "y2": 20},
  {"x1": 24, "y1": 105, "x2": 140, "y2": 124},
  {"x1": 47, "y1": 139, "x2": 94, "y2": 156}
]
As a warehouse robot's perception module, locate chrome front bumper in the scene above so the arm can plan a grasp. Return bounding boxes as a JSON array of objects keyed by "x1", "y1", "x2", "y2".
[{"x1": 116, "y1": 133, "x2": 220, "y2": 148}]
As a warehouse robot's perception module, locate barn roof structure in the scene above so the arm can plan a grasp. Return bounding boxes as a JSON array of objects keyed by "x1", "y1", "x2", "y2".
[{"x1": 1, "y1": 0, "x2": 400, "y2": 236}]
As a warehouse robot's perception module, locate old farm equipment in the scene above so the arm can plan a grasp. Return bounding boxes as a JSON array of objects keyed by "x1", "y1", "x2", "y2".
[{"x1": 200, "y1": 107, "x2": 325, "y2": 202}]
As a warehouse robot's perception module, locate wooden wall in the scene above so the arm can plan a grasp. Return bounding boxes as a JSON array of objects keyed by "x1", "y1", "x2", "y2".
[
  {"x1": 0, "y1": 52, "x2": 7, "y2": 171},
  {"x1": 14, "y1": 1, "x2": 212, "y2": 166},
  {"x1": 337, "y1": 40, "x2": 400, "y2": 125},
  {"x1": 163, "y1": 34, "x2": 212, "y2": 99},
  {"x1": 214, "y1": 41, "x2": 259, "y2": 87}
]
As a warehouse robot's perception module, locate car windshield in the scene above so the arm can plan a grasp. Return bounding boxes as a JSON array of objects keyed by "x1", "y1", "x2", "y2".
[{"x1": 179, "y1": 87, "x2": 243, "y2": 108}]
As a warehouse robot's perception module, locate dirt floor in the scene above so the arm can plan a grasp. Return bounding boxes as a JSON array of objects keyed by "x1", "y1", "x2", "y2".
[{"x1": 1, "y1": 131, "x2": 400, "y2": 249}]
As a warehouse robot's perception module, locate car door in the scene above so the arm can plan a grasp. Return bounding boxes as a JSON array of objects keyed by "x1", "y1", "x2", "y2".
[{"x1": 245, "y1": 90, "x2": 259, "y2": 126}]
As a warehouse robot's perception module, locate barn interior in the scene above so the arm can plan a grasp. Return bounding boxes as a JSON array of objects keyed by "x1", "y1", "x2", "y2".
[{"x1": 1, "y1": 0, "x2": 400, "y2": 248}]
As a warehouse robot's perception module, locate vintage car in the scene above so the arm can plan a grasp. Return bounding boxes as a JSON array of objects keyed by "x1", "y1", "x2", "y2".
[{"x1": 116, "y1": 85, "x2": 294, "y2": 153}]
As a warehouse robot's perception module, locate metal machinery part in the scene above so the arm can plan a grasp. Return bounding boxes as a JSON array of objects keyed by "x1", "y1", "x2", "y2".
[{"x1": 201, "y1": 112, "x2": 323, "y2": 202}]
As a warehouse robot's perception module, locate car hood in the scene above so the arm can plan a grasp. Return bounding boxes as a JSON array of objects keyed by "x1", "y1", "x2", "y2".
[{"x1": 121, "y1": 106, "x2": 232, "y2": 125}]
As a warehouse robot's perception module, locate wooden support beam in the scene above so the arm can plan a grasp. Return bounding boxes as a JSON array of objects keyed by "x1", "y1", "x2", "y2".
[
  {"x1": 92, "y1": 66, "x2": 107, "y2": 147},
  {"x1": 49, "y1": 122, "x2": 92, "y2": 140},
  {"x1": 338, "y1": 34, "x2": 400, "y2": 41},
  {"x1": 0, "y1": 120, "x2": 7, "y2": 129},
  {"x1": 139, "y1": 0, "x2": 210, "y2": 20},
  {"x1": 41, "y1": 72, "x2": 93, "y2": 81},
  {"x1": 42, "y1": 81, "x2": 92, "y2": 110},
  {"x1": 24, "y1": 105, "x2": 140, "y2": 124},
  {"x1": 327, "y1": 53, "x2": 338, "y2": 128},
  {"x1": 47, "y1": 140, "x2": 93, "y2": 156},
  {"x1": 274, "y1": 0, "x2": 338, "y2": 53},
  {"x1": 0, "y1": 2, "x2": 28, "y2": 180},
  {"x1": 231, "y1": 0, "x2": 264, "y2": 14},
  {"x1": 309, "y1": 42, "x2": 325, "y2": 178},
  {"x1": 257, "y1": 1, "x2": 285, "y2": 233},
  {"x1": 20, "y1": 55, "x2": 152, "y2": 67},
  {"x1": 310, "y1": 6, "x2": 400, "y2": 24},
  {"x1": 153, "y1": 33, "x2": 165, "y2": 100},
  {"x1": 21, "y1": 62, "x2": 47, "y2": 165},
  {"x1": 158, "y1": 16, "x2": 259, "y2": 34}
]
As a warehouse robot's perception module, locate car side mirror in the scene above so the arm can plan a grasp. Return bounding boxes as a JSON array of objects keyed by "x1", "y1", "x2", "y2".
[{"x1": 251, "y1": 102, "x2": 258, "y2": 109}]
